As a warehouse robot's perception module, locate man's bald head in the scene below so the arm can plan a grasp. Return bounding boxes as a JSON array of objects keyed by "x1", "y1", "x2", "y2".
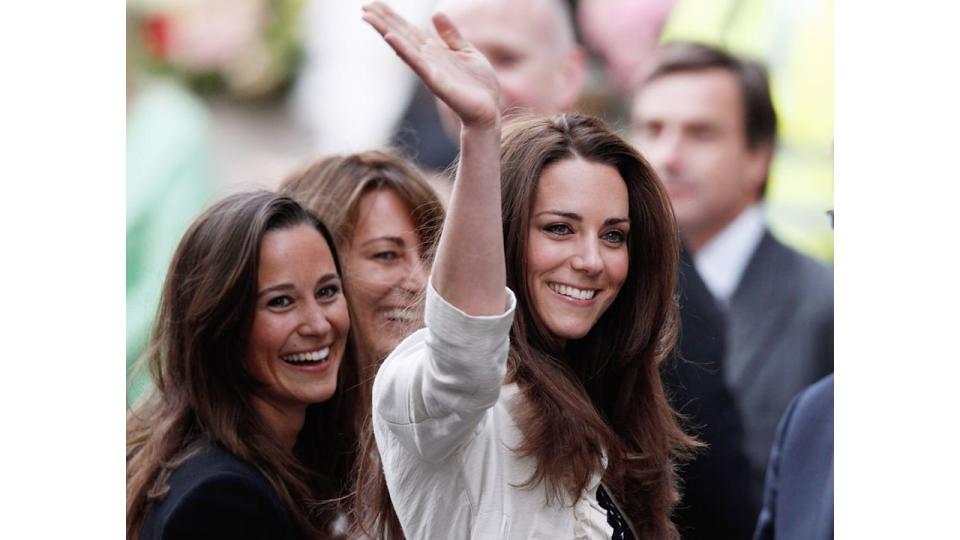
[{"x1": 436, "y1": 0, "x2": 586, "y2": 120}]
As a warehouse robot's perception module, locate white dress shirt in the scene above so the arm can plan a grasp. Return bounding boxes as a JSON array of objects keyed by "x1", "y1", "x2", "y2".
[{"x1": 693, "y1": 203, "x2": 767, "y2": 307}]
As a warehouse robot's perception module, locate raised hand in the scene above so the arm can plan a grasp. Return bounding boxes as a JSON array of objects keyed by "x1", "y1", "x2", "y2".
[{"x1": 362, "y1": 1, "x2": 500, "y2": 129}]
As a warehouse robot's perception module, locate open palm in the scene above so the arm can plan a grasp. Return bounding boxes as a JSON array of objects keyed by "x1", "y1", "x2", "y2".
[{"x1": 363, "y1": 2, "x2": 500, "y2": 128}]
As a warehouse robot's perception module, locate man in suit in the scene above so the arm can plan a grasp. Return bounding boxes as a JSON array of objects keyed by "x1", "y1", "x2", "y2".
[
  {"x1": 630, "y1": 41, "x2": 834, "y2": 504},
  {"x1": 754, "y1": 374, "x2": 834, "y2": 540},
  {"x1": 666, "y1": 246, "x2": 758, "y2": 539}
]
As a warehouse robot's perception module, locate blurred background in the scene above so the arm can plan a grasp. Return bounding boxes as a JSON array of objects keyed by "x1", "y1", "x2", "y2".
[{"x1": 126, "y1": 0, "x2": 833, "y2": 404}]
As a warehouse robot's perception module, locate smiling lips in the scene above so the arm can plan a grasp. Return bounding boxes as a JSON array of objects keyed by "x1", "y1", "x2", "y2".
[
  {"x1": 548, "y1": 282, "x2": 598, "y2": 301},
  {"x1": 381, "y1": 307, "x2": 420, "y2": 323},
  {"x1": 281, "y1": 347, "x2": 330, "y2": 365}
]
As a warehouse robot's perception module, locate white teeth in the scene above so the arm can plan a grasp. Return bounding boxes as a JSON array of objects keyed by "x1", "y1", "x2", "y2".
[
  {"x1": 383, "y1": 308, "x2": 417, "y2": 322},
  {"x1": 282, "y1": 348, "x2": 330, "y2": 364},
  {"x1": 549, "y1": 283, "x2": 596, "y2": 300}
]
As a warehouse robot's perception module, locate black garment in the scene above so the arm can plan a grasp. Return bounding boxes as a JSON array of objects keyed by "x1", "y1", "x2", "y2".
[
  {"x1": 597, "y1": 484, "x2": 635, "y2": 540},
  {"x1": 662, "y1": 246, "x2": 758, "y2": 539},
  {"x1": 140, "y1": 443, "x2": 302, "y2": 540}
]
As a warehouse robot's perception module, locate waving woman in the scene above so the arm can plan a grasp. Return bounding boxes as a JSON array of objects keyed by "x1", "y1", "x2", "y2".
[{"x1": 357, "y1": 3, "x2": 697, "y2": 538}]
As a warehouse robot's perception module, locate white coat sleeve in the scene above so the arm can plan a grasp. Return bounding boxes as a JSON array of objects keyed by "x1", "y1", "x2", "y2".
[{"x1": 372, "y1": 279, "x2": 516, "y2": 463}]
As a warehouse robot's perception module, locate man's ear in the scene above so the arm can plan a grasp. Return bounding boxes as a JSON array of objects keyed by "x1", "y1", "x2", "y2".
[{"x1": 555, "y1": 45, "x2": 588, "y2": 111}]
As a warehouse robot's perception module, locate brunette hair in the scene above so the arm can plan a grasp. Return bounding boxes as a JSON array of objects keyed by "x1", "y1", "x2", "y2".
[
  {"x1": 126, "y1": 191, "x2": 362, "y2": 539},
  {"x1": 350, "y1": 115, "x2": 698, "y2": 539},
  {"x1": 501, "y1": 114, "x2": 698, "y2": 539},
  {"x1": 280, "y1": 151, "x2": 443, "y2": 539},
  {"x1": 279, "y1": 150, "x2": 443, "y2": 270}
]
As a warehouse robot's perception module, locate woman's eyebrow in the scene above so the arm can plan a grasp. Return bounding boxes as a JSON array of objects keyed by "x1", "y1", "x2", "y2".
[
  {"x1": 360, "y1": 236, "x2": 405, "y2": 248},
  {"x1": 535, "y1": 210, "x2": 630, "y2": 226},
  {"x1": 535, "y1": 210, "x2": 582, "y2": 221},
  {"x1": 257, "y1": 283, "x2": 294, "y2": 298},
  {"x1": 316, "y1": 273, "x2": 340, "y2": 284},
  {"x1": 257, "y1": 273, "x2": 339, "y2": 298}
]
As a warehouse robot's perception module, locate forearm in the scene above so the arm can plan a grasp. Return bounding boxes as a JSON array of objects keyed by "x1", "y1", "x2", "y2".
[
  {"x1": 431, "y1": 122, "x2": 507, "y2": 316},
  {"x1": 361, "y1": 2, "x2": 506, "y2": 315},
  {"x1": 374, "y1": 281, "x2": 516, "y2": 461}
]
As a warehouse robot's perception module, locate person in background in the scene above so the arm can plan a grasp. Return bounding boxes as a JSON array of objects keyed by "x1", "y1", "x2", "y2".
[
  {"x1": 665, "y1": 245, "x2": 759, "y2": 539},
  {"x1": 575, "y1": 4, "x2": 761, "y2": 535},
  {"x1": 279, "y1": 150, "x2": 444, "y2": 372},
  {"x1": 576, "y1": 0, "x2": 677, "y2": 94},
  {"x1": 753, "y1": 374, "x2": 834, "y2": 540},
  {"x1": 391, "y1": 0, "x2": 588, "y2": 174},
  {"x1": 126, "y1": 79, "x2": 214, "y2": 407},
  {"x1": 357, "y1": 3, "x2": 698, "y2": 538},
  {"x1": 658, "y1": 0, "x2": 835, "y2": 263},
  {"x1": 126, "y1": 192, "x2": 362, "y2": 539},
  {"x1": 630, "y1": 41, "x2": 833, "y2": 505}
]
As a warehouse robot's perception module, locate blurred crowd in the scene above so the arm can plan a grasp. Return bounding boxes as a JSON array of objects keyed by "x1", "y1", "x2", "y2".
[{"x1": 126, "y1": 1, "x2": 834, "y2": 538}]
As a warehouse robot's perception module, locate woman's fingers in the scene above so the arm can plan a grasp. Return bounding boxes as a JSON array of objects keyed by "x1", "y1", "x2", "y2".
[
  {"x1": 363, "y1": 2, "x2": 423, "y2": 49},
  {"x1": 362, "y1": 3, "x2": 430, "y2": 79},
  {"x1": 383, "y1": 33, "x2": 432, "y2": 83},
  {"x1": 432, "y1": 12, "x2": 468, "y2": 51},
  {"x1": 362, "y1": 0, "x2": 499, "y2": 127}
]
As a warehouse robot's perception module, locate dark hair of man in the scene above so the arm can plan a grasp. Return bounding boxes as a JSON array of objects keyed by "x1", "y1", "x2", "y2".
[
  {"x1": 646, "y1": 41, "x2": 777, "y2": 150},
  {"x1": 499, "y1": 113, "x2": 699, "y2": 539},
  {"x1": 126, "y1": 191, "x2": 363, "y2": 539},
  {"x1": 645, "y1": 41, "x2": 777, "y2": 196}
]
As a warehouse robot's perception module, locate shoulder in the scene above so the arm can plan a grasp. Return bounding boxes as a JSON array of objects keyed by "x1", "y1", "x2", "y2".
[
  {"x1": 755, "y1": 232, "x2": 833, "y2": 308},
  {"x1": 767, "y1": 234, "x2": 832, "y2": 282},
  {"x1": 791, "y1": 374, "x2": 834, "y2": 422},
  {"x1": 778, "y1": 374, "x2": 834, "y2": 444},
  {"x1": 140, "y1": 444, "x2": 298, "y2": 540}
]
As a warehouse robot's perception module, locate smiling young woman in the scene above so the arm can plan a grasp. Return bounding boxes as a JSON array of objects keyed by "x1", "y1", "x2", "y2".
[
  {"x1": 126, "y1": 192, "x2": 363, "y2": 539},
  {"x1": 356, "y1": 3, "x2": 698, "y2": 539},
  {"x1": 279, "y1": 150, "x2": 444, "y2": 371}
]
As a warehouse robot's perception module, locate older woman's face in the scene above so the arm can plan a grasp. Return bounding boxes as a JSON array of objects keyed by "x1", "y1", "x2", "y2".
[
  {"x1": 525, "y1": 157, "x2": 630, "y2": 341},
  {"x1": 343, "y1": 188, "x2": 429, "y2": 361}
]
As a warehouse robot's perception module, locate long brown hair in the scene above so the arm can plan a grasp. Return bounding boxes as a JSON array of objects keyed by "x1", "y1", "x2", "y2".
[
  {"x1": 279, "y1": 151, "x2": 444, "y2": 540},
  {"x1": 126, "y1": 191, "x2": 362, "y2": 539},
  {"x1": 343, "y1": 115, "x2": 697, "y2": 538},
  {"x1": 499, "y1": 114, "x2": 698, "y2": 539}
]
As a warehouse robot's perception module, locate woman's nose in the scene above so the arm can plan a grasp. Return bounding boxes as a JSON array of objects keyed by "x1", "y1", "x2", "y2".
[
  {"x1": 299, "y1": 303, "x2": 333, "y2": 336},
  {"x1": 570, "y1": 239, "x2": 603, "y2": 276},
  {"x1": 401, "y1": 254, "x2": 430, "y2": 295}
]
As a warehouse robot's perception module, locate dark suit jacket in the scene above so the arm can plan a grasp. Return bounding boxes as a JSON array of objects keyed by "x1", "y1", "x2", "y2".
[
  {"x1": 140, "y1": 443, "x2": 302, "y2": 540},
  {"x1": 726, "y1": 230, "x2": 834, "y2": 502},
  {"x1": 664, "y1": 247, "x2": 757, "y2": 539},
  {"x1": 753, "y1": 374, "x2": 834, "y2": 540}
]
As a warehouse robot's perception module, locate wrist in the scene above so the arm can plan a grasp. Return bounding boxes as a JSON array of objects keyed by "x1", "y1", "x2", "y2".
[{"x1": 459, "y1": 118, "x2": 501, "y2": 141}]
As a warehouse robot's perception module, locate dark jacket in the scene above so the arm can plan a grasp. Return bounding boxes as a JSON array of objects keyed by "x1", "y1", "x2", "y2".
[
  {"x1": 725, "y1": 231, "x2": 834, "y2": 502},
  {"x1": 753, "y1": 374, "x2": 834, "y2": 540},
  {"x1": 139, "y1": 443, "x2": 302, "y2": 540},
  {"x1": 664, "y1": 247, "x2": 758, "y2": 539}
]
